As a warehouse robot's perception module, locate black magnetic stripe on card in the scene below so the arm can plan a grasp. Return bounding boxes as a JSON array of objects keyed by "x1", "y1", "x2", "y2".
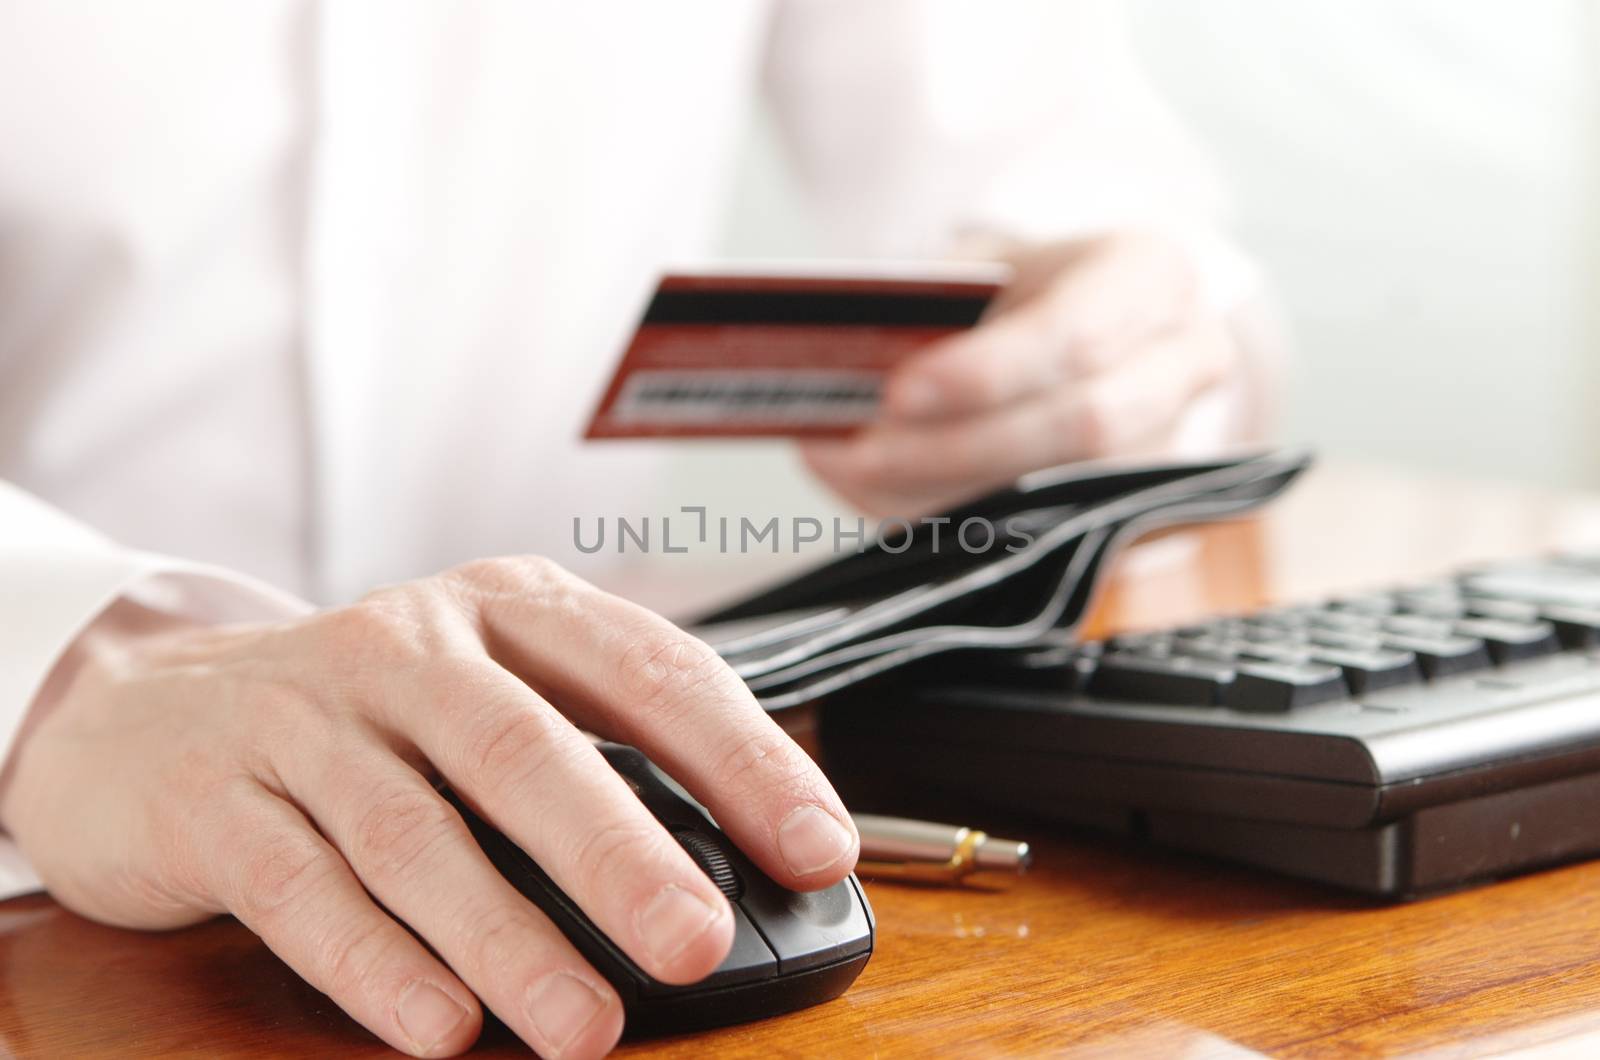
[{"x1": 641, "y1": 289, "x2": 993, "y2": 328}]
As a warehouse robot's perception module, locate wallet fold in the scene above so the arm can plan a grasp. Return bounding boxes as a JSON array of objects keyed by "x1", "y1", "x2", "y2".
[{"x1": 693, "y1": 449, "x2": 1313, "y2": 710}]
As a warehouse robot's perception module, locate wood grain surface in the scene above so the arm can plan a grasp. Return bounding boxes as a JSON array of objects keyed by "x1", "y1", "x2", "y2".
[{"x1": 4, "y1": 462, "x2": 1600, "y2": 1058}]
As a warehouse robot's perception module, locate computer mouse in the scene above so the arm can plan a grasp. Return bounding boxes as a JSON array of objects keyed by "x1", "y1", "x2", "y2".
[{"x1": 442, "y1": 743, "x2": 874, "y2": 1037}]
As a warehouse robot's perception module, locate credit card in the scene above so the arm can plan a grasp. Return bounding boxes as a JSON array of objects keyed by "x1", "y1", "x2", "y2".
[{"x1": 584, "y1": 262, "x2": 1008, "y2": 438}]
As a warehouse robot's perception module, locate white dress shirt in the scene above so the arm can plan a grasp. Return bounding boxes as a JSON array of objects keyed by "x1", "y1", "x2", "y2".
[{"x1": 0, "y1": 0, "x2": 1258, "y2": 898}]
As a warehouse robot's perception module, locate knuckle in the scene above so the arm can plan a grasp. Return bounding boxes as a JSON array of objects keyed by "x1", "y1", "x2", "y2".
[
  {"x1": 442, "y1": 555, "x2": 593, "y2": 637},
  {"x1": 458, "y1": 705, "x2": 566, "y2": 790},
  {"x1": 615, "y1": 630, "x2": 738, "y2": 727},
  {"x1": 443, "y1": 557, "x2": 510, "y2": 592},
  {"x1": 568, "y1": 819, "x2": 664, "y2": 892},
  {"x1": 1195, "y1": 325, "x2": 1237, "y2": 383},
  {"x1": 153, "y1": 779, "x2": 242, "y2": 908},
  {"x1": 713, "y1": 728, "x2": 815, "y2": 801},
  {"x1": 447, "y1": 554, "x2": 566, "y2": 598},
  {"x1": 348, "y1": 785, "x2": 463, "y2": 882},
  {"x1": 961, "y1": 361, "x2": 1011, "y2": 408},
  {"x1": 317, "y1": 910, "x2": 401, "y2": 1001},
  {"x1": 1067, "y1": 388, "x2": 1116, "y2": 458},
  {"x1": 314, "y1": 602, "x2": 420, "y2": 665},
  {"x1": 317, "y1": 591, "x2": 479, "y2": 681},
  {"x1": 416, "y1": 649, "x2": 495, "y2": 699},
  {"x1": 233, "y1": 831, "x2": 334, "y2": 924},
  {"x1": 1061, "y1": 329, "x2": 1119, "y2": 376},
  {"x1": 114, "y1": 861, "x2": 214, "y2": 925},
  {"x1": 456, "y1": 899, "x2": 540, "y2": 978}
]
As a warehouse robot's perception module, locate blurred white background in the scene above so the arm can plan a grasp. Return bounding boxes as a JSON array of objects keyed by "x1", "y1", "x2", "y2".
[{"x1": 718, "y1": 0, "x2": 1600, "y2": 490}]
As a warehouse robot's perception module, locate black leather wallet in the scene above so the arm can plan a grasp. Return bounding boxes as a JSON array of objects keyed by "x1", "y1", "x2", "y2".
[{"x1": 693, "y1": 449, "x2": 1312, "y2": 710}]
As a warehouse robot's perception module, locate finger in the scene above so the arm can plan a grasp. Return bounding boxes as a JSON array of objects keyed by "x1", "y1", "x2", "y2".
[
  {"x1": 811, "y1": 320, "x2": 1235, "y2": 508},
  {"x1": 884, "y1": 308, "x2": 1064, "y2": 419},
  {"x1": 276, "y1": 741, "x2": 628, "y2": 1059},
  {"x1": 436, "y1": 559, "x2": 859, "y2": 893},
  {"x1": 384, "y1": 651, "x2": 739, "y2": 986},
  {"x1": 797, "y1": 437, "x2": 980, "y2": 518},
  {"x1": 883, "y1": 235, "x2": 1198, "y2": 420},
  {"x1": 205, "y1": 780, "x2": 483, "y2": 1058}
]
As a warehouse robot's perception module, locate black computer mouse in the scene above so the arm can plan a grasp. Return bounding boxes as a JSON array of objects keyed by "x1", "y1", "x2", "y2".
[{"x1": 442, "y1": 743, "x2": 874, "y2": 1037}]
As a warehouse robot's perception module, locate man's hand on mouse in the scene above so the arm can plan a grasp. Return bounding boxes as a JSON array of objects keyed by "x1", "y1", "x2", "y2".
[
  {"x1": 0, "y1": 557, "x2": 859, "y2": 1059},
  {"x1": 801, "y1": 232, "x2": 1253, "y2": 515}
]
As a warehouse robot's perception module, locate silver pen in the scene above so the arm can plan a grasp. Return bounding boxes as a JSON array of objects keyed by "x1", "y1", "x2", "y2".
[{"x1": 851, "y1": 813, "x2": 1032, "y2": 884}]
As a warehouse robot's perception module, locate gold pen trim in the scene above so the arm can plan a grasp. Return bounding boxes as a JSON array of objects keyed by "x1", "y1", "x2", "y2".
[{"x1": 856, "y1": 827, "x2": 989, "y2": 883}]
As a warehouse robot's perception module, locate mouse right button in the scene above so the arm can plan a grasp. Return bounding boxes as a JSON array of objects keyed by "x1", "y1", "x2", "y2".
[{"x1": 739, "y1": 880, "x2": 872, "y2": 974}]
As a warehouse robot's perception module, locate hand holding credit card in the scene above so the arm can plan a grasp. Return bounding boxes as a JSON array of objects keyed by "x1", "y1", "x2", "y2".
[{"x1": 584, "y1": 263, "x2": 1009, "y2": 439}]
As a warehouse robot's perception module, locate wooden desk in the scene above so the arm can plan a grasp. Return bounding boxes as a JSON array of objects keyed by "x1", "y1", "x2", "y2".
[{"x1": 5, "y1": 463, "x2": 1600, "y2": 1058}]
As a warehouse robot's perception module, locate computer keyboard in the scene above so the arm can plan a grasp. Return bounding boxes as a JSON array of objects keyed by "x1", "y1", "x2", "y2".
[{"x1": 820, "y1": 553, "x2": 1600, "y2": 897}]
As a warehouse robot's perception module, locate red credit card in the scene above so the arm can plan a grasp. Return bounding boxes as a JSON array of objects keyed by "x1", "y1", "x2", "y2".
[{"x1": 584, "y1": 263, "x2": 1008, "y2": 438}]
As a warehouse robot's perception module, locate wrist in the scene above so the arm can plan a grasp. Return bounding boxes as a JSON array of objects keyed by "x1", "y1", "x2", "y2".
[{"x1": 0, "y1": 597, "x2": 204, "y2": 833}]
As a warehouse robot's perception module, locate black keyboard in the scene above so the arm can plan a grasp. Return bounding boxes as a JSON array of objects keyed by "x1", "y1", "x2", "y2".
[{"x1": 820, "y1": 553, "x2": 1600, "y2": 897}]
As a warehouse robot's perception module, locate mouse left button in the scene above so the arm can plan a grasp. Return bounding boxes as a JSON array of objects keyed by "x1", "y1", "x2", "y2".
[{"x1": 639, "y1": 904, "x2": 776, "y2": 995}]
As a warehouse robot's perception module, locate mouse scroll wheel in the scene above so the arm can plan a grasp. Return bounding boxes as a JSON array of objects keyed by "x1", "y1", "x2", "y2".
[{"x1": 673, "y1": 828, "x2": 742, "y2": 901}]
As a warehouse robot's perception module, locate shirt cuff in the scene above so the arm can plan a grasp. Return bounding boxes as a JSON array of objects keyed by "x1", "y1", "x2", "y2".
[{"x1": 0, "y1": 555, "x2": 310, "y2": 900}]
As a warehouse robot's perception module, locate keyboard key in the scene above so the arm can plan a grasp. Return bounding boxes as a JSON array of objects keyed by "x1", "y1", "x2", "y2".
[
  {"x1": 1310, "y1": 610, "x2": 1383, "y2": 634},
  {"x1": 1462, "y1": 565, "x2": 1600, "y2": 608},
  {"x1": 1382, "y1": 615, "x2": 1455, "y2": 638},
  {"x1": 1309, "y1": 628, "x2": 1385, "y2": 651},
  {"x1": 1241, "y1": 622, "x2": 1309, "y2": 645},
  {"x1": 1107, "y1": 632, "x2": 1176, "y2": 655},
  {"x1": 1379, "y1": 633, "x2": 1493, "y2": 679},
  {"x1": 1248, "y1": 606, "x2": 1314, "y2": 626},
  {"x1": 1088, "y1": 652, "x2": 1234, "y2": 706},
  {"x1": 1398, "y1": 579, "x2": 1464, "y2": 597},
  {"x1": 1239, "y1": 643, "x2": 1314, "y2": 664},
  {"x1": 1462, "y1": 596, "x2": 1542, "y2": 622},
  {"x1": 1243, "y1": 612, "x2": 1306, "y2": 629},
  {"x1": 1072, "y1": 559, "x2": 1593, "y2": 713},
  {"x1": 1329, "y1": 593, "x2": 1398, "y2": 616},
  {"x1": 1173, "y1": 635, "x2": 1246, "y2": 662},
  {"x1": 1541, "y1": 605, "x2": 1600, "y2": 649},
  {"x1": 1394, "y1": 595, "x2": 1466, "y2": 619},
  {"x1": 1306, "y1": 646, "x2": 1422, "y2": 694},
  {"x1": 1366, "y1": 655, "x2": 1600, "y2": 711},
  {"x1": 1222, "y1": 661, "x2": 1348, "y2": 713},
  {"x1": 1451, "y1": 617, "x2": 1561, "y2": 664},
  {"x1": 1554, "y1": 551, "x2": 1600, "y2": 575},
  {"x1": 1175, "y1": 618, "x2": 1247, "y2": 640}
]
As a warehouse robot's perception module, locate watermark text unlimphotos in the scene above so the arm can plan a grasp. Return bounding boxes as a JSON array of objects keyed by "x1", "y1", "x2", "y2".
[{"x1": 573, "y1": 506, "x2": 1036, "y2": 556}]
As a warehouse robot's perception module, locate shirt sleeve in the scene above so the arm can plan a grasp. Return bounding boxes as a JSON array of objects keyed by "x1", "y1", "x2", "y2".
[
  {"x1": 0, "y1": 479, "x2": 310, "y2": 899},
  {"x1": 762, "y1": 1, "x2": 1229, "y2": 256},
  {"x1": 762, "y1": 0, "x2": 1282, "y2": 445}
]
